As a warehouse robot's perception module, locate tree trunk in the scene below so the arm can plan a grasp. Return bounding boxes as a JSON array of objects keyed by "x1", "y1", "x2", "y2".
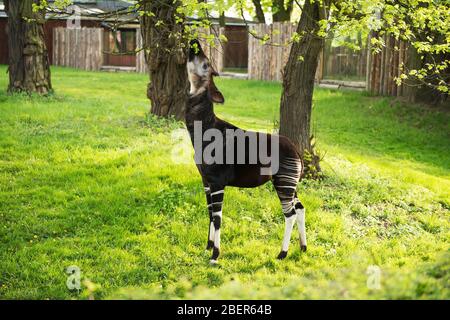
[
  {"x1": 272, "y1": 0, "x2": 293, "y2": 22},
  {"x1": 5, "y1": 0, "x2": 52, "y2": 94},
  {"x1": 252, "y1": 0, "x2": 266, "y2": 24},
  {"x1": 140, "y1": 0, "x2": 189, "y2": 120},
  {"x1": 219, "y1": 12, "x2": 226, "y2": 28},
  {"x1": 279, "y1": 0, "x2": 326, "y2": 178}
]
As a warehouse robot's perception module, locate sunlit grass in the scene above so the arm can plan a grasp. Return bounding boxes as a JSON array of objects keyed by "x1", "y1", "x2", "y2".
[{"x1": 0, "y1": 65, "x2": 448, "y2": 299}]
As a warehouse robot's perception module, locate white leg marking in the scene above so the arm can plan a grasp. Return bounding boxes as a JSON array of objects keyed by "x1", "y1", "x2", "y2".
[
  {"x1": 212, "y1": 211, "x2": 222, "y2": 249},
  {"x1": 211, "y1": 190, "x2": 224, "y2": 196},
  {"x1": 281, "y1": 215, "x2": 296, "y2": 252},
  {"x1": 296, "y1": 208, "x2": 307, "y2": 247},
  {"x1": 214, "y1": 228, "x2": 221, "y2": 249},
  {"x1": 210, "y1": 228, "x2": 220, "y2": 265},
  {"x1": 209, "y1": 222, "x2": 215, "y2": 242},
  {"x1": 212, "y1": 211, "x2": 222, "y2": 217}
]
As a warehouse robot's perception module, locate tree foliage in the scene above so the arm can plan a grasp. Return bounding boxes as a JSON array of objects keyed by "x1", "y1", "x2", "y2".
[{"x1": 328, "y1": 0, "x2": 449, "y2": 94}]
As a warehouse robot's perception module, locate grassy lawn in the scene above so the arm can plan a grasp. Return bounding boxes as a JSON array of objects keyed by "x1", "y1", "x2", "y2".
[{"x1": 0, "y1": 65, "x2": 448, "y2": 300}]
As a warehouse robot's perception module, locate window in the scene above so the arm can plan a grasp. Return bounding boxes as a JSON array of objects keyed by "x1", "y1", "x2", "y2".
[{"x1": 106, "y1": 29, "x2": 136, "y2": 54}]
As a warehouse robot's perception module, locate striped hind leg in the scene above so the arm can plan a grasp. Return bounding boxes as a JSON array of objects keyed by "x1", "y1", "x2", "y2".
[
  {"x1": 277, "y1": 204, "x2": 297, "y2": 260},
  {"x1": 273, "y1": 157, "x2": 302, "y2": 259}
]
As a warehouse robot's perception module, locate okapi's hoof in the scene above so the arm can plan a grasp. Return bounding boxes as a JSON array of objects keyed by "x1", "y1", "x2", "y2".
[
  {"x1": 300, "y1": 245, "x2": 307, "y2": 252},
  {"x1": 211, "y1": 247, "x2": 220, "y2": 261},
  {"x1": 206, "y1": 240, "x2": 214, "y2": 250},
  {"x1": 277, "y1": 251, "x2": 288, "y2": 260}
]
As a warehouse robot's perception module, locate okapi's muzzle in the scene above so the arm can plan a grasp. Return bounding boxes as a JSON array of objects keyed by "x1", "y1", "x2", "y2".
[{"x1": 188, "y1": 39, "x2": 206, "y2": 62}]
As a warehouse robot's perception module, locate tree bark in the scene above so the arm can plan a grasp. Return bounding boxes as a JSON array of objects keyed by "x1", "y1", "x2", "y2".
[
  {"x1": 279, "y1": 0, "x2": 327, "y2": 177},
  {"x1": 252, "y1": 0, "x2": 266, "y2": 24},
  {"x1": 219, "y1": 12, "x2": 226, "y2": 28},
  {"x1": 140, "y1": 0, "x2": 189, "y2": 120},
  {"x1": 5, "y1": 0, "x2": 52, "y2": 94},
  {"x1": 272, "y1": 0, "x2": 293, "y2": 22}
]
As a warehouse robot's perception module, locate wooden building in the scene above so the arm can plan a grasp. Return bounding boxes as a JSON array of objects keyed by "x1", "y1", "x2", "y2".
[{"x1": 0, "y1": 0, "x2": 251, "y2": 72}]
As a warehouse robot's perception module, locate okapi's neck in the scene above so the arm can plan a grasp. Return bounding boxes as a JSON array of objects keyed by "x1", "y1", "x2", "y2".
[{"x1": 185, "y1": 91, "x2": 216, "y2": 138}]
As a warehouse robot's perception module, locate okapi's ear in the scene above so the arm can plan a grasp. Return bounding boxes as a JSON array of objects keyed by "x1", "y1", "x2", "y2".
[
  {"x1": 188, "y1": 39, "x2": 205, "y2": 61},
  {"x1": 208, "y1": 76, "x2": 224, "y2": 104}
]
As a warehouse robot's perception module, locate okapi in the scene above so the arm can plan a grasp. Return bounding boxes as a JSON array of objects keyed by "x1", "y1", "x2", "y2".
[{"x1": 185, "y1": 40, "x2": 306, "y2": 263}]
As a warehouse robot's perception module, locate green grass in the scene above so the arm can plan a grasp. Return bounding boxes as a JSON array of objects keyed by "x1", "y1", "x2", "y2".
[{"x1": 0, "y1": 66, "x2": 449, "y2": 300}]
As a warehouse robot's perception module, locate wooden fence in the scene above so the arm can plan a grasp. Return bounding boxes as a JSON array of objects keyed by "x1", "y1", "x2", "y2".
[
  {"x1": 323, "y1": 43, "x2": 368, "y2": 81},
  {"x1": 248, "y1": 22, "x2": 412, "y2": 99},
  {"x1": 53, "y1": 27, "x2": 103, "y2": 71},
  {"x1": 248, "y1": 22, "x2": 324, "y2": 82},
  {"x1": 135, "y1": 27, "x2": 225, "y2": 74},
  {"x1": 367, "y1": 33, "x2": 408, "y2": 96},
  {"x1": 248, "y1": 22, "x2": 295, "y2": 81}
]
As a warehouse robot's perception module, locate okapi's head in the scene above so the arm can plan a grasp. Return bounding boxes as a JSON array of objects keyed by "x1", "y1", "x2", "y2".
[{"x1": 187, "y1": 39, "x2": 224, "y2": 104}]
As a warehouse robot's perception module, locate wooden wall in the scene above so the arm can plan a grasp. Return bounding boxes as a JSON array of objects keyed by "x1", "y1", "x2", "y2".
[
  {"x1": 367, "y1": 33, "x2": 408, "y2": 96},
  {"x1": 53, "y1": 27, "x2": 103, "y2": 71},
  {"x1": 248, "y1": 22, "x2": 297, "y2": 81},
  {"x1": 323, "y1": 43, "x2": 368, "y2": 81},
  {"x1": 103, "y1": 29, "x2": 137, "y2": 67},
  {"x1": 248, "y1": 22, "x2": 324, "y2": 82},
  {"x1": 45, "y1": 20, "x2": 100, "y2": 64},
  {"x1": 223, "y1": 26, "x2": 248, "y2": 68}
]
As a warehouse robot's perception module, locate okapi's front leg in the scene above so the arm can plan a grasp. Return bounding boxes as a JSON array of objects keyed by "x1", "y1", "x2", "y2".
[
  {"x1": 209, "y1": 185, "x2": 224, "y2": 264},
  {"x1": 203, "y1": 185, "x2": 214, "y2": 250},
  {"x1": 198, "y1": 166, "x2": 215, "y2": 250}
]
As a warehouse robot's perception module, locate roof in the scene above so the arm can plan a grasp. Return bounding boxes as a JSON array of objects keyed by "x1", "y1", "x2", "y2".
[{"x1": 47, "y1": 0, "x2": 135, "y2": 22}]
